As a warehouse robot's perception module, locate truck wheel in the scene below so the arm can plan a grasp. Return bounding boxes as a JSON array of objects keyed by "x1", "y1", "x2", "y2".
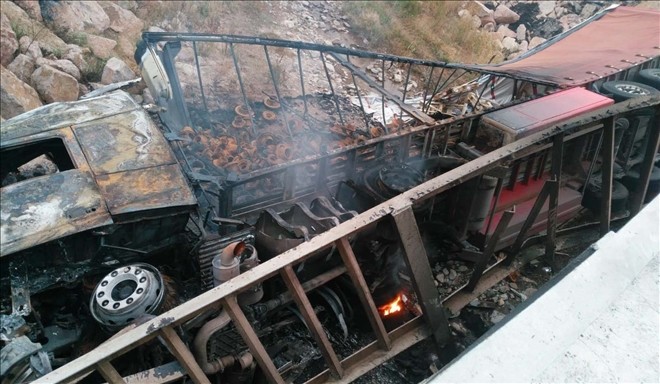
[
  {"x1": 582, "y1": 179, "x2": 629, "y2": 214},
  {"x1": 634, "y1": 69, "x2": 660, "y2": 90},
  {"x1": 600, "y1": 81, "x2": 659, "y2": 102},
  {"x1": 621, "y1": 165, "x2": 660, "y2": 204}
]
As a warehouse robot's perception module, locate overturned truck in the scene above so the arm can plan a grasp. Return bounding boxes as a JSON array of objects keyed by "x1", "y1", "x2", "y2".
[{"x1": 1, "y1": 5, "x2": 659, "y2": 384}]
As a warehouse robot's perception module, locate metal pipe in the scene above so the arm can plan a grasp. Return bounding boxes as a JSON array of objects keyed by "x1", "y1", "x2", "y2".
[
  {"x1": 297, "y1": 49, "x2": 308, "y2": 115},
  {"x1": 347, "y1": 55, "x2": 371, "y2": 135},
  {"x1": 192, "y1": 41, "x2": 209, "y2": 114},
  {"x1": 400, "y1": 63, "x2": 412, "y2": 122},
  {"x1": 192, "y1": 310, "x2": 236, "y2": 374},
  {"x1": 320, "y1": 52, "x2": 345, "y2": 127},
  {"x1": 229, "y1": 43, "x2": 256, "y2": 135},
  {"x1": 381, "y1": 59, "x2": 388, "y2": 134}
]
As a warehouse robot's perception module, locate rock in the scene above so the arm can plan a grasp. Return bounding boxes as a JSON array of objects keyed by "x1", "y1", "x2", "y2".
[
  {"x1": 523, "y1": 287, "x2": 538, "y2": 297},
  {"x1": 393, "y1": 72, "x2": 403, "y2": 83},
  {"x1": 554, "y1": 5, "x2": 565, "y2": 18},
  {"x1": 559, "y1": 13, "x2": 581, "y2": 32},
  {"x1": 436, "y1": 273, "x2": 446, "y2": 283},
  {"x1": 473, "y1": 15, "x2": 485, "y2": 29},
  {"x1": 8, "y1": 54, "x2": 36, "y2": 84},
  {"x1": 493, "y1": 4, "x2": 520, "y2": 24},
  {"x1": 537, "y1": 1, "x2": 556, "y2": 17},
  {"x1": 14, "y1": 1, "x2": 43, "y2": 21},
  {"x1": 458, "y1": 9, "x2": 471, "y2": 18},
  {"x1": 442, "y1": 268, "x2": 450, "y2": 275},
  {"x1": 41, "y1": 0, "x2": 110, "y2": 34},
  {"x1": 502, "y1": 36, "x2": 519, "y2": 52},
  {"x1": 509, "y1": 282, "x2": 518, "y2": 289},
  {"x1": 448, "y1": 269, "x2": 457, "y2": 280},
  {"x1": 528, "y1": 36, "x2": 547, "y2": 50},
  {"x1": 1, "y1": 13, "x2": 19, "y2": 66},
  {"x1": 458, "y1": 265, "x2": 468, "y2": 272},
  {"x1": 497, "y1": 298, "x2": 505, "y2": 306},
  {"x1": 131, "y1": 94, "x2": 143, "y2": 104},
  {"x1": 78, "y1": 83, "x2": 89, "y2": 97},
  {"x1": 1, "y1": 66, "x2": 43, "y2": 119},
  {"x1": 534, "y1": 17, "x2": 562, "y2": 39},
  {"x1": 519, "y1": 40, "x2": 528, "y2": 53},
  {"x1": 100, "y1": 2, "x2": 143, "y2": 36},
  {"x1": 87, "y1": 34, "x2": 117, "y2": 59},
  {"x1": 490, "y1": 310, "x2": 506, "y2": 323},
  {"x1": 580, "y1": 3, "x2": 599, "y2": 19},
  {"x1": 101, "y1": 57, "x2": 135, "y2": 84},
  {"x1": 516, "y1": 24, "x2": 527, "y2": 42},
  {"x1": 496, "y1": 25, "x2": 517, "y2": 40},
  {"x1": 471, "y1": 1, "x2": 493, "y2": 17},
  {"x1": 31, "y1": 64, "x2": 79, "y2": 103},
  {"x1": 19, "y1": 36, "x2": 42, "y2": 60},
  {"x1": 64, "y1": 44, "x2": 86, "y2": 70},
  {"x1": 500, "y1": 294, "x2": 509, "y2": 301},
  {"x1": 2, "y1": 1, "x2": 67, "y2": 55},
  {"x1": 50, "y1": 59, "x2": 81, "y2": 80}
]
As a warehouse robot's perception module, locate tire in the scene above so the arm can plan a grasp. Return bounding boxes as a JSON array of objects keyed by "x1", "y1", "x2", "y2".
[
  {"x1": 582, "y1": 179, "x2": 629, "y2": 214},
  {"x1": 621, "y1": 165, "x2": 660, "y2": 204},
  {"x1": 634, "y1": 68, "x2": 660, "y2": 90},
  {"x1": 600, "y1": 81, "x2": 659, "y2": 102}
]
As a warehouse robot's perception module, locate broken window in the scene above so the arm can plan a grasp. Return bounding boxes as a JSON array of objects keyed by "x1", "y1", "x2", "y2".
[{"x1": 1, "y1": 138, "x2": 75, "y2": 187}]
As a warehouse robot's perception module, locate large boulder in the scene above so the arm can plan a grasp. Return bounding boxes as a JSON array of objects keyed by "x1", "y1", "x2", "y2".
[
  {"x1": 101, "y1": 57, "x2": 136, "y2": 84},
  {"x1": 1, "y1": 14, "x2": 19, "y2": 66},
  {"x1": 537, "y1": 1, "x2": 556, "y2": 17},
  {"x1": 31, "y1": 64, "x2": 79, "y2": 103},
  {"x1": 496, "y1": 25, "x2": 517, "y2": 40},
  {"x1": 2, "y1": 1, "x2": 67, "y2": 55},
  {"x1": 63, "y1": 44, "x2": 87, "y2": 71},
  {"x1": 87, "y1": 34, "x2": 117, "y2": 59},
  {"x1": 14, "y1": 1, "x2": 43, "y2": 21},
  {"x1": 502, "y1": 37, "x2": 520, "y2": 53},
  {"x1": 19, "y1": 36, "x2": 42, "y2": 60},
  {"x1": 100, "y1": 2, "x2": 143, "y2": 37},
  {"x1": 8, "y1": 54, "x2": 36, "y2": 84},
  {"x1": 1, "y1": 66, "x2": 43, "y2": 119},
  {"x1": 493, "y1": 4, "x2": 520, "y2": 25},
  {"x1": 516, "y1": 24, "x2": 527, "y2": 42},
  {"x1": 36, "y1": 58, "x2": 81, "y2": 80},
  {"x1": 41, "y1": 0, "x2": 110, "y2": 34}
]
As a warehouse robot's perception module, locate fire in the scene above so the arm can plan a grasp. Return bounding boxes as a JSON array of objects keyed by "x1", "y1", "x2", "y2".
[{"x1": 379, "y1": 295, "x2": 403, "y2": 317}]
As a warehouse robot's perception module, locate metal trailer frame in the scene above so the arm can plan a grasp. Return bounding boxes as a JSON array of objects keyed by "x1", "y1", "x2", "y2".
[{"x1": 35, "y1": 95, "x2": 659, "y2": 384}]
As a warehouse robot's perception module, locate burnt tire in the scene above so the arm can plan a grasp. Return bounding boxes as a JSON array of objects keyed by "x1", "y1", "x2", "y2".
[
  {"x1": 600, "y1": 80, "x2": 659, "y2": 102},
  {"x1": 621, "y1": 165, "x2": 660, "y2": 204},
  {"x1": 634, "y1": 68, "x2": 660, "y2": 90},
  {"x1": 582, "y1": 179, "x2": 629, "y2": 214}
]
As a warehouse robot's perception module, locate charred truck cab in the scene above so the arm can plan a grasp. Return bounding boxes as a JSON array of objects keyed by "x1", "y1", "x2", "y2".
[{"x1": 2, "y1": 5, "x2": 659, "y2": 384}]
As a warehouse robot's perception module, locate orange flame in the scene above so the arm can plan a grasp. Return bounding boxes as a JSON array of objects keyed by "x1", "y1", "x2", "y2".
[{"x1": 379, "y1": 295, "x2": 403, "y2": 317}]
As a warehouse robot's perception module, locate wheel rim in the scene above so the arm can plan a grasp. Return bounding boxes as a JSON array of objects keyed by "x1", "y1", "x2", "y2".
[{"x1": 614, "y1": 84, "x2": 650, "y2": 95}]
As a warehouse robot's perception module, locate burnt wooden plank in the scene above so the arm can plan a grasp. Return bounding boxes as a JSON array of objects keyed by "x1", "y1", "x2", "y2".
[
  {"x1": 96, "y1": 361, "x2": 126, "y2": 384},
  {"x1": 392, "y1": 207, "x2": 451, "y2": 350},
  {"x1": 281, "y1": 265, "x2": 344, "y2": 378},
  {"x1": 158, "y1": 327, "x2": 210, "y2": 384},
  {"x1": 223, "y1": 296, "x2": 285, "y2": 384},
  {"x1": 335, "y1": 237, "x2": 391, "y2": 350}
]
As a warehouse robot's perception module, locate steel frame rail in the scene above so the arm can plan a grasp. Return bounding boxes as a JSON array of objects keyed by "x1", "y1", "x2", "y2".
[{"x1": 35, "y1": 96, "x2": 659, "y2": 384}]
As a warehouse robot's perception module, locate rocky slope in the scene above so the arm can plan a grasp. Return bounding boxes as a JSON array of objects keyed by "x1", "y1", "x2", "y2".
[{"x1": 0, "y1": 0, "x2": 616, "y2": 121}]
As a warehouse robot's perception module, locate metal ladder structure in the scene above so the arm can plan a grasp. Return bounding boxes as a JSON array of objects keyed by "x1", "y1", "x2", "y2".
[{"x1": 35, "y1": 96, "x2": 659, "y2": 384}]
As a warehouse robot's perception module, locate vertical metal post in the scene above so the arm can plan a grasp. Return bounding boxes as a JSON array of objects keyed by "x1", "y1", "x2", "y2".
[
  {"x1": 483, "y1": 177, "x2": 504, "y2": 241},
  {"x1": 347, "y1": 55, "x2": 371, "y2": 134},
  {"x1": 424, "y1": 67, "x2": 448, "y2": 113},
  {"x1": 296, "y1": 49, "x2": 309, "y2": 115},
  {"x1": 629, "y1": 109, "x2": 660, "y2": 215},
  {"x1": 421, "y1": 66, "x2": 435, "y2": 112},
  {"x1": 400, "y1": 63, "x2": 412, "y2": 122},
  {"x1": 320, "y1": 53, "x2": 346, "y2": 127},
  {"x1": 228, "y1": 43, "x2": 256, "y2": 135},
  {"x1": 600, "y1": 117, "x2": 615, "y2": 236},
  {"x1": 281, "y1": 265, "x2": 344, "y2": 379},
  {"x1": 546, "y1": 134, "x2": 564, "y2": 266},
  {"x1": 392, "y1": 207, "x2": 451, "y2": 352},
  {"x1": 192, "y1": 41, "x2": 208, "y2": 114},
  {"x1": 335, "y1": 238, "x2": 391, "y2": 350},
  {"x1": 381, "y1": 60, "x2": 389, "y2": 134},
  {"x1": 473, "y1": 75, "x2": 491, "y2": 112},
  {"x1": 263, "y1": 46, "x2": 293, "y2": 138},
  {"x1": 466, "y1": 208, "x2": 514, "y2": 291}
]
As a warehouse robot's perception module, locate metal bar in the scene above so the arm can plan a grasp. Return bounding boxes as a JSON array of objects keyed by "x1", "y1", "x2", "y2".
[
  {"x1": 347, "y1": 55, "x2": 371, "y2": 134},
  {"x1": 400, "y1": 63, "x2": 412, "y2": 121},
  {"x1": 330, "y1": 53, "x2": 435, "y2": 125},
  {"x1": 192, "y1": 41, "x2": 208, "y2": 114},
  {"x1": 264, "y1": 46, "x2": 293, "y2": 138},
  {"x1": 421, "y1": 66, "x2": 435, "y2": 113},
  {"x1": 473, "y1": 75, "x2": 491, "y2": 111},
  {"x1": 36, "y1": 95, "x2": 659, "y2": 384},
  {"x1": 96, "y1": 361, "x2": 126, "y2": 384},
  {"x1": 335, "y1": 238, "x2": 391, "y2": 350},
  {"x1": 466, "y1": 208, "x2": 515, "y2": 291},
  {"x1": 506, "y1": 179, "x2": 555, "y2": 263},
  {"x1": 600, "y1": 117, "x2": 615, "y2": 236},
  {"x1": 523, "y1": 155, "x2": 535, "y2": 185},
  {"x1": 280, "y1": 265, "x2": 344, "y2": 378},
  {"x1": 228, "y1": 43, "x2": 256, "y2": 135},
  {"x1": 381, "y1": 59, "x2": 389, "y2": 134},
  {"x1": 546, "y1": 134, "x2": 564, "y2": 265},
  {"x1": 424, "y1": 67, "x2": 446, "y2": 113},
  {"x1": 629, "y1": 108, "x2": 660, "y2": 215},
  {"x1": 297, "y1": 49, "x2": 309, "y2": 115},
  {"x1": 320, "y1": 53, "x2": 346, "y2": 127},
  {"x1": 158, "y1": 327, "x2": 210, "y2": 384},
  {"x1": 392, "y1": 207, "x2": 451, "y2": 350},
  {"x1": 483, "y1": 177, "x2": 504, "y2": 243},
  {"x1": 223, "y1": 296, "x2": 284, "y2": 384},
  {"x1": 581, "y1": 131, "x2": 603, "y2": 200}
]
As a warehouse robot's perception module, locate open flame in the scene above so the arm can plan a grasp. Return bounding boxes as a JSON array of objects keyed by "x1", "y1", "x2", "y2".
[{"x1": 379, "y1": 295, "x2": 403, "y2": 317}]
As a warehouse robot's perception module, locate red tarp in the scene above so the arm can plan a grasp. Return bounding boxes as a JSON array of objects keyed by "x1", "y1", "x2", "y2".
[{"x1": 467, "y1": 6, "x2": 660, "y2": 87}]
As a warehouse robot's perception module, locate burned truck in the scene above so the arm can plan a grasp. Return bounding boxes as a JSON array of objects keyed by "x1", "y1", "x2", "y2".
[{"x1": 2, "y1": 5, "x2": 660, "y2": 384}]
